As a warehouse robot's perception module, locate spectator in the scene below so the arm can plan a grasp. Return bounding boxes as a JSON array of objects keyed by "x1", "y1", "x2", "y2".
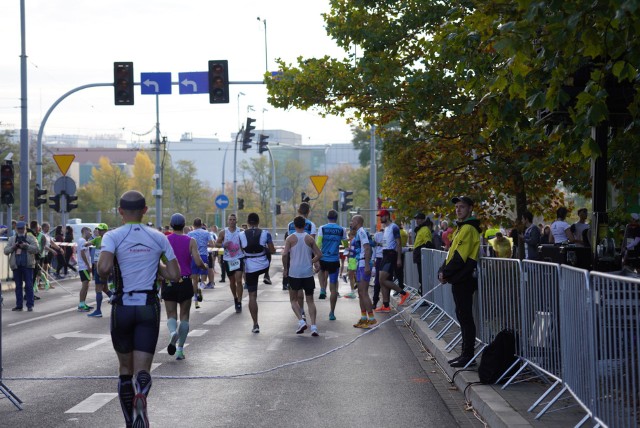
[
  {"x1": 622, "y1": 213, "x2": 640, "y2": 267},
  {"x1": 412, "y1": 213, "x2": 433, "y2": 294},
  {"x1": 441, "y1": 220, "x2": 454, "y2": 250},
  {"x1": 489, "y1": 232, "x2": 512, "y2": 258},
  {"x1": 522, "y1": 211, "x2": 541, "y2": 260},
  {"x1": 550, "y1": 207, "x2": 575, "y2": 244},
  {"x1": 4, "y1": 221, "x2": 40, "y2": 311},
  {"x1": 571, "y1": 208, "x2": 590, "y2": 247},
  {"x1": 540, "y1": 225, "x2": 552, "y2": 244}
]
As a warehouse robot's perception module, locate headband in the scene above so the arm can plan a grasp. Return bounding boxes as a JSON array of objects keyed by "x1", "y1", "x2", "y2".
[{"x1": 119, "y1": 197, "x2": 146, "y2": 210}]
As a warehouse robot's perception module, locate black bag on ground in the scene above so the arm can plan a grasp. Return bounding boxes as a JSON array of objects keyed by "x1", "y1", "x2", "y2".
[{"x1": 478, "y1": 329, "x2": 518, "y2": 384}]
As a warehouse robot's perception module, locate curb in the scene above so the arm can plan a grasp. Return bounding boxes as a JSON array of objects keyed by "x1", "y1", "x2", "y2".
[{"x1": 398, "y1": 305, "x2": 534, "y2": 428}]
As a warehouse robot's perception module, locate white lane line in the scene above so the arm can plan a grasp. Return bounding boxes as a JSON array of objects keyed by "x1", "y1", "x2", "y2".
[
  {"x1": 189, "y1": 329, "x2": 208, "y2": 337},
  {"x1": 151, "y1": 363, "x2": 161, "y2": 372},
  {"x1": 9, "y1": 307, "x2": 78, "y2": 327},
  {"x1": 65, "y1": 393, "x2": 117, "y2": 413},
  {"x1": 203, "y1": 290, "x2": 265, "y2": 326},
  {"x1": 77, "y1": 337, "x2": 111, "y2": 351},
  {"x1": 157, "y1": 343, "x2": 190, "y2": 354},
  {"x1": 266, "y1": 338, "x2": 283, "y2": 351}
]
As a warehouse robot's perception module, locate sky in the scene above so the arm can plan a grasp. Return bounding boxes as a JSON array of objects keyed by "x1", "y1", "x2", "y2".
[{"x1": 0, "y1": 0, "x2": 354, "y2": 145}]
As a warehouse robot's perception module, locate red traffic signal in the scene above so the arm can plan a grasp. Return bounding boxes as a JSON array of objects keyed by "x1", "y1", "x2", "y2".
[
  {"x1": 114, "y1": 62, "x2": 135, "y2": 105},
  {"x1": 208, "y1": 60, "x2": 229, "y2": 104},
  {"x1": 1, "y1": 163, "x2": 15, "y2": 205}
]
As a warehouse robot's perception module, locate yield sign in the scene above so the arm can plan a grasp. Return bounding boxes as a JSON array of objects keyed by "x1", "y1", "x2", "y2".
[
  {"x1": 53, "y1": 154, "x2": 75, "y2": 176},
  {"x1": 309, "y1": 175, "x2": 329, "y2": 194}
]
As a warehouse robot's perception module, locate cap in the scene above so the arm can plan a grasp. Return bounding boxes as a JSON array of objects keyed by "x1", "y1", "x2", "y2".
[
  {"x1": 147, "y1": 222, "x2": 154, "y2": 227},
  {"x1": 16, "y1": 221, "x2": 26, "y2": 229},
  {"x1": 451, "y1": 196, "x2": 474, "y2": 206},
  {"x1": 632, "y1": 213, "x2": 639, "y2": 221},
  {"x1": 414, "y1": 212, "x2": 426, "y2": 220},
  {"x1": 170, "y1": 213, "x2": 186, "y2": 228},
  {"x1": 97, "y1": 223, "x2": 109, "y2": 231},
  {"x1": 377, "y1": 209, "x2": 390, "y2": 217}
]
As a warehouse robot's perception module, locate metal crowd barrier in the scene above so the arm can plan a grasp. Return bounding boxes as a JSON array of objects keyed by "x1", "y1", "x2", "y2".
[
  {"x1": 411, "y1": 249, "x2": 640, "y2": 427},
  {"x1": 590, "y1": 271, "x2": 640, "y2": 427}
]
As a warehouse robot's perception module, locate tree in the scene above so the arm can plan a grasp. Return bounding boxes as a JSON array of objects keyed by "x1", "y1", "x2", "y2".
[
  {"x1": 280, "y1": 159, "x2": 309, "y2": 212},
  {"x1": 130, "y1": 151, "x2": 155, "y2": 198},
  {"x1": 171, "y1": 160, "x2": 213, "y2": 217},
  {"x1": 239, "y1": 156, "x2": 271, "y2": 214},
  {"x1": 80, "y1": 157, "x2": 129, "y2": 225}
]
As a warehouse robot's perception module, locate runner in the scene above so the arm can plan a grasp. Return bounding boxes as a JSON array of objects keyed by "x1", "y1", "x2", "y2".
[
  {"x1": 187, "y1": 218, "x2": 215, "y2": 290},
  {"x1": 350, "y1": 215, "x2": 377, "y2": 328},
  {"x1": 374, "y1": 209, "x2": 410, "y2": 312},
  {"x1": 316, "y1": 209, "x2": 346, "y2": 321},
  {"x1": 97, "y1": 190, "x2": 180, "y2": 428},
  {"x1": 86, "y1": 223, "x2": 111, "y2": 318},
  {"x1": 345, "y1": 229, "x2": 358, "y2": 298},
  {"x1": 282, "y1": 216, "x2": 323, "y2": 336},
  {"x1": 285, "y1": 202, "x2": 317, "y2": 319},
  {"x1": 77, "y1": 227, "x2": 94, "y2": 312},
  {"x1": 239, "y1": 213, "x2": 276, "y2": 333},
  {"x1": 164, "y1": 213, "x2": 207, "y2": 360},
  {"x1": 216, "y1": 213, "x2": 245, "y2": 313}
]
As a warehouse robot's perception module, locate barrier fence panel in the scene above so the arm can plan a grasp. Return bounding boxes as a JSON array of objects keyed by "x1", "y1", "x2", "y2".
[
  {"x1": 507, "y1": 261, "x2": 564, "y2": 410},
  {"x1": 402, "y1": 251, "x2": 420, "y2": 299},
  {"x1": 552, "y1": 265, "x2": 598, "y2": 425},
  {"x1": 477, "y1": 258, "x2": 522, "y2": 348},
  {"x1": 590, "y1": 271, "x2": 640, "y2": 428}
]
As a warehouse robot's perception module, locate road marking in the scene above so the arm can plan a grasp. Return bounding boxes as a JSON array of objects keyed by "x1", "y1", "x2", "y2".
[
  {"x1": 157, "y1": 343, "x2": 190, "y2": 354},
  {"x1": 65, "y1": 393, "x2": 117, "y2": 413},
  {"x1": 266, "y1": 338, "x2": 283, "y2": 351},
  {"x1": 151, "y1": 363, "x2": 161, "y2": 372},
  {"x1": 203, "y1": 290, "x2": 264, "y2": 325},
  {"x1": 53, "y1": 331, "x2": 111, "y2": 351},
  {"x1": 189, "y1": 329, "x2": 208, "y2": 337},
  {"x1": 9, "y1": 307, "x2": 78, "y2": 327}
]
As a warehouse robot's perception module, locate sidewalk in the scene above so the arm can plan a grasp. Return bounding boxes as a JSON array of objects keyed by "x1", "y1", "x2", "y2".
[{"x1": 397, "y1": 299, "x2": 588, "y2": 428}]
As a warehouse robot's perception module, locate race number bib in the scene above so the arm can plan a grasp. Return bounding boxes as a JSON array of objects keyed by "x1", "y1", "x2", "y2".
[{"x1": 228, "y1": 259, "x2": 241, "y2": 272}]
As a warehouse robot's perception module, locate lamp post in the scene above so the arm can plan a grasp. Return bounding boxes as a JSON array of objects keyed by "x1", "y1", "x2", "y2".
[
  {"x1": 256, "y1": 17, "x2": 268, "y2": 72},
  {"x1": 237, "y1": 92, "x2": 245, "y2": 130}
]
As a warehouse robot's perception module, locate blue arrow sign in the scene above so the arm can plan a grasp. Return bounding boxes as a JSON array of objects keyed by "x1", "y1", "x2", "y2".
[
  {"x1": 215, "y1": 194, "x2": 230, "y2": 209},
  {"x1": 140, "y1": 72, "x2": 172, "y2": 95},
  {"x1": 178, "y1": 72, "x2": 209, "y2": 94}
]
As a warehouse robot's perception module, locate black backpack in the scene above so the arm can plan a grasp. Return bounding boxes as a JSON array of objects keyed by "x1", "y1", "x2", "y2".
[{"x1": 478, "y1": 329, "x2": 518, "y2": 384}]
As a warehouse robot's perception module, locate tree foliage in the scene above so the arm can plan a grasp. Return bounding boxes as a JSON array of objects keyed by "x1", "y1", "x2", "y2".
[{"x1": 266, "y1": 0, "x2": 640, "y2": 223}]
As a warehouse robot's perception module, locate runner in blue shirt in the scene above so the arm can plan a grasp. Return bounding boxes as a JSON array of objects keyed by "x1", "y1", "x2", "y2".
[{"x1": 316, "y1": 209, "x2": 347, "y2": 320}]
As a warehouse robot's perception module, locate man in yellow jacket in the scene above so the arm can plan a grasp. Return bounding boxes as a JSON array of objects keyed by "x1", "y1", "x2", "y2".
[{"x1": 438, "y1": 197, "x2": 481, "y2": 368}]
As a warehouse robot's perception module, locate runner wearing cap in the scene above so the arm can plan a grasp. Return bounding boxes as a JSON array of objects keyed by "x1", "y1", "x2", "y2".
[
  {"x1": 374, "y1": 209, "x2": 410, "y2": 312},
  {"x1": 86, "y1": 223, "x2": 111, "y2": 318},
  {"x1": 163, "y1": 213, "x2": 207, "y2": 360},
  {"x1": 438, "y1": 196, "x2": 481, "y2": 368}
]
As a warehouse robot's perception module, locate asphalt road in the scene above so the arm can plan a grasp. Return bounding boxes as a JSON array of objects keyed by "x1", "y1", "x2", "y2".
[{"x1": 0, "y1": 258, "x2": 481, "y2": 428}]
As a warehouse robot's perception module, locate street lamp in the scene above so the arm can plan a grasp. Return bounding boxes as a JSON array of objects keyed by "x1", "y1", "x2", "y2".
[
  {"x1": 256, "y1": 17, "x2": 268, "y2": 72},
  {"x1": 237, "y1": 92, "x2": 245, "y2": 130}
]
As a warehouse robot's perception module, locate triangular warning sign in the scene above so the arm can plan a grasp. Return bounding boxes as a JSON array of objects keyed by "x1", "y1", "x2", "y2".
[
  {"x1": 53, "y1": 154, "x2": 75, "y2": 176},
  {"x1": 309, "y1": 175, "x2": 329, "y2": 194}
]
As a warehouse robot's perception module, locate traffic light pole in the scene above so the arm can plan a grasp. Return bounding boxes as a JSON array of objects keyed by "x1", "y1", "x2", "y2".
[
  {"x1": 267, "y1": 147, "x2": 276, "y2": 238},
  {"x1": 233, "y1": 124, "x2": 244, "y2": 216},
  {"x1": 154, "y1": 95, "x2": 163, "y2": 228}
]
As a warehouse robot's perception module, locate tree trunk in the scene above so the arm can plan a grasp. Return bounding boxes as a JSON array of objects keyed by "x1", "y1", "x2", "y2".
[{"x1": 513, "y1": 171, "x2": 527, "y2": 260}]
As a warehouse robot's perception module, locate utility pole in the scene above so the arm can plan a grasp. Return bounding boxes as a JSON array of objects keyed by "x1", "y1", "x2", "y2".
[
  {"x1": 19, "y1": 0, "x2": 29, "y2": 220},
  {"x1": 153, "y1": 95, "x2": 163, "y2": 228}
]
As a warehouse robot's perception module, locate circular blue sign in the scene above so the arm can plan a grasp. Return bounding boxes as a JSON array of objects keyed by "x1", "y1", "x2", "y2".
[{"x1": 215, "y1": 194, "x2": 230, "y2": 209}]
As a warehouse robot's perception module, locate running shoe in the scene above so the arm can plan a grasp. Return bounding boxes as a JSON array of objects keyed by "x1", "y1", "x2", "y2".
[
  {"x1": 344, "y1": 292, "x2": 356, "y2": 299},
  {"x1": 353, "y1": 319, "x2": 369, "y2": 328},
  {"x1": 367, "y1": 318, "x2": 377, "y2": 327},
  {"x1": 77, "y1": 304, "x2": 92, "y2": 312},
  {"x1": 204, "y1": 282, "x2": 214, "y2": 289},
  {"x1": 318, "y1": 291, "x2": 326, "y2": 299},
  {"x1": 87, "y1": 310, "x2": 103, "y2": 318},
  {"x1": 329, "y1": 312, "x2": 336, "y2": 321},
  {"x1": 196, "y1": 289, "x2": 203, "y2": 302},
  {"x1": 175, "y1": 350, "x2": 185, "y2": 360},
  {"x1": 194, "y1": 301, "x2": 200, "y2": 309},
  {"x1": 341, "y1": 274, "x2": 347, "y2": 283},
  {"x1": 263, "y1": 278, "x2": 272, "y2": 285},
  {"x1": 131, "y1": 393, "x2": 149, "y2": 428},
  {"x1": 374, "y1": 306, "x2": 391, "y2": 313},
  {"x1": 235, "y1": 303, "x2": 242, "y2": 313},
  {"x1": 296, "y1": 321, "x2": 307, "y2": 334},
  {"x1": 167, "y1": 331, "x2": 178, "y2": 356},
  {"x1": 311, "y1": 326, "x2": 319, "y2": 337},
  {"x1": 252, "y1": 324, "x2": 260, "y2": 333},
  {"x1": 219, "y1": 279, "x2": 226, "y2": 283},
  {"x1": 398, "y1": 292, "x2": 411, "y2": 305}
]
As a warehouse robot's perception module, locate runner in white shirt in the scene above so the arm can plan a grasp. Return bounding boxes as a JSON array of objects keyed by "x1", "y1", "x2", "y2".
[
  {"x1": 97, "y1": 190, "x2": 180, "y2": 428},
  {"x1": 215, "y1": 213, "x2": 246, "y2": 313},
  {"x1": 76, "y1": 227, "x2": 94, "y2": 312}
]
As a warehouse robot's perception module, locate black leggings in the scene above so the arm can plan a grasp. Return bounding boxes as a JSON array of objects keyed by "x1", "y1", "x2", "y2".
[{"x1": 110, "y1": 301, "x2": 161, "y2": 354}]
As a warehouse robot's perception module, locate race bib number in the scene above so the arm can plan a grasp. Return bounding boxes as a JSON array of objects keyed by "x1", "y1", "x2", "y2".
[{"x1": 228, "y1": 259, "x2": 241, "y2": 272}]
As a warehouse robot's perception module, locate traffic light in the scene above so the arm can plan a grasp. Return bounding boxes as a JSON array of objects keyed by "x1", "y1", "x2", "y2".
[
  {"x1": 66, "y1": 193, "x2": 78, "y2": 212},
  {"x1": 276, "y1": 203, "x2": 281, "y2": 215},
  {"x1": 114, "y1": 62, "x2": 134, "y2": 105},
  {"x1": 34, "y1": 185, "x2": 47, "y2": 208},
  {"x1": 208, "y1": 60, "x2": 229, "y2": 104},
  {"x1": 1, "y1": 162, "x2": 14, "y2": 205},
  {"x1": 238, "y1": 198, "x2": 245, "y2": 210},
  {"x1": 341, "y1": 190, "x2": 353, "y2": 212},
  {"x1": 242, "y1": 117, "x2": 256, "y2": 152},
  {"x1": 49, "y1": 194, "x2": 61, "y2": 213},
  {"x1": 258, "y1": 134, "x2": 269, "y2": 154},
  {"x1": 333, "y1": 200, "x2": 339, "y2": 211}
]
